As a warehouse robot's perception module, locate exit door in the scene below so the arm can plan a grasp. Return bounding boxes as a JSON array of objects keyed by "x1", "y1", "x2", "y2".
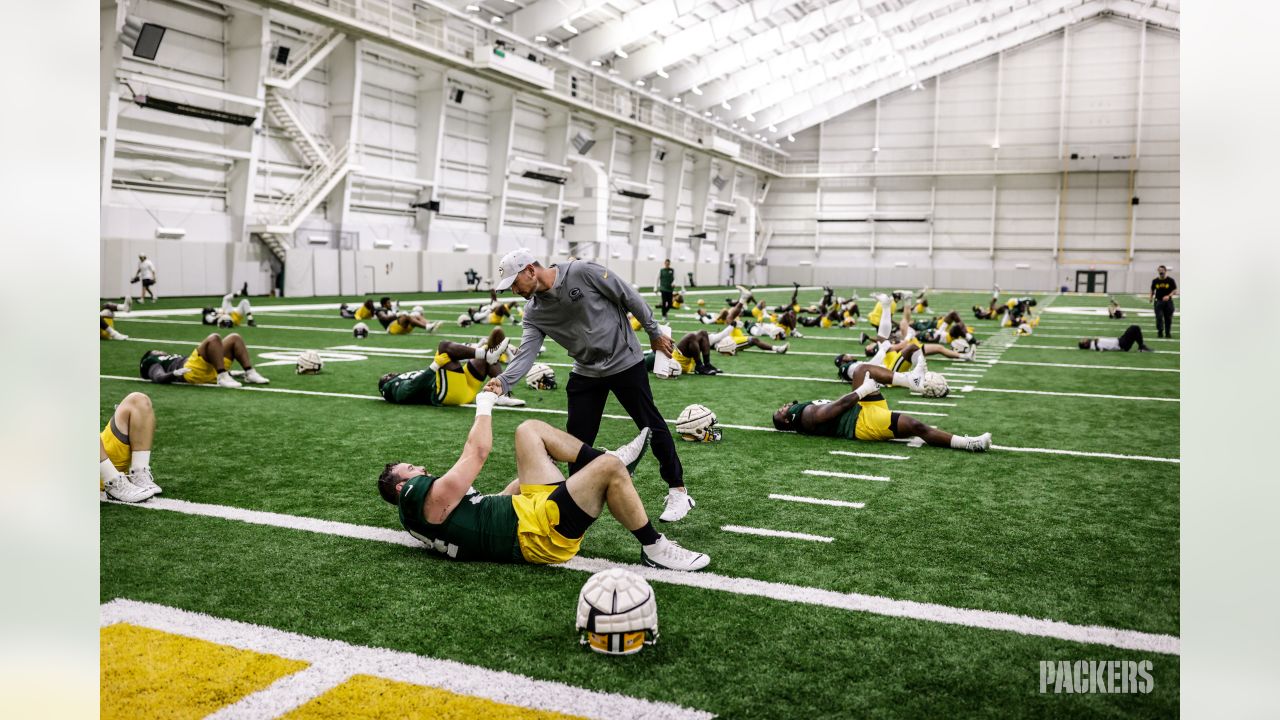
[
  {"x1": 1075, "y1": 270, "x2": 1107, "y2": 294},
  {"x1": 360, "y1": 266, "x2": 376, "y2": 295}
]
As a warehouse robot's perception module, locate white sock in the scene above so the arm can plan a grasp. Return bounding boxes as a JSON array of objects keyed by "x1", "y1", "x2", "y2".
[
  {"x1": 100, "y1": 459, "x2": 121, "y2": 485},
  {"x1": 854, "y1": 375, "x2": 879, "y2": 399},
  {"x1": 130, "y1": 450, "x2": 150, "y2": 470},
  {"x1": 877, "y1": 305, "x2": 894, "y2": 339},
  {"x1": 890, "y1": 372, "x2": 913, "y2": 389},
  {"x1": 707, "y1": 326, "x2": 733, "y2": 345},
  {"x1": 429, "y1": 361, "x2": 442, "y2": 372},
  {"x1": 474, "y1": 347, "x2": 486, "y2": 360},
  {"x1": 221, "y1": 292, "x2": 234, "y2": 313},
  {"x1": 950, "y1": 435, "x2": 972, "y2": 449}
]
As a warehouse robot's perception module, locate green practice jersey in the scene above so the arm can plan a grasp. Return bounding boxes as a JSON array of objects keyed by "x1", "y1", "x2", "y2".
[
  {"x1": 788, "y1": 400, "x2": 860, "y2": 440},
  {"x1": 658, "y1": 267, "x2": 675, "y2": 292},
  {"x1": 380, "y1": 369, "x2": 442, "y2": 405},
  {"x1": 397, "y1": 474, "x2": 523, "y2": 562}
]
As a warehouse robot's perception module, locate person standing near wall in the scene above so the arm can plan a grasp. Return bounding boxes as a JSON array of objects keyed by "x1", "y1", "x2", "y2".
[
  {"x1": 1149, "y1": 265, "x2": 1178, "y2": 338},
  {"x1": 656, "y1": 259, "x2": 676, "y2": 321},
  {"x1": 132, "y1": 254, "x2": 158, "y2": 303},
  {"x1": 484, "y1": 249, "x2": 697, "y2": 523}
]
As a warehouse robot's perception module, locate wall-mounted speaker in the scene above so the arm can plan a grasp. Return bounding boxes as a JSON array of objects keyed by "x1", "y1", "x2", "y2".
[{"x1": 273, "y1": 46, "x2": 291, "y2": 65}]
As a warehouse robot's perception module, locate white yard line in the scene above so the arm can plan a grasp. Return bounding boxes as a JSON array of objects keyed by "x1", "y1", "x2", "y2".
[
  {"x1": 100, "y1": 375, "x2": 1179, "y2": 461},
  {"x1": 991, "y1": 444, "x2": 1180, "y2": 464},
  {"x1": 1009, "y1": 344, "x2": 1181, "y2": 355},
  {"x1": 904, "y1": 411, "x2": 948, "y2": 417},
  {"x1": 101, "y1": 599, "x2": 711, "y2": 720},
  {"x1": 204, "y1": 665, "x2": 353, "y2": 720},
  {"x1": 1031, "y1": 333, "x2": 1179, "y2": 343},
  {"x1": 802, "y1": 469, "x2": 892, "y2": 482},
  {"x1": 768, "y1": 494, "x2": 866, "y2": 509},
  {"x1": 996, "y1": 360, "x2": 1179, "y2": 373},
  {"x1": 897, "y1": 401, "x2": 957, "y2": 407},
  {"x1": 721, "y1": 525, "x2": 835, "y2": 542},
  {"x1": 828, "y1": 450, "x2": 912, "y2": 460},
  {"x1": 100, "y1": 498, "x2": 1180, "y2": 655},
  {"x1": 968, "y1": 387, "x2": 1178, "y2": 403}
]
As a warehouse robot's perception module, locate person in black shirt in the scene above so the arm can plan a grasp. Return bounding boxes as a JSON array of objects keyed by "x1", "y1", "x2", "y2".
[{"x1": 1149, "y1": 266, "x2": 1178, "y2": 338}]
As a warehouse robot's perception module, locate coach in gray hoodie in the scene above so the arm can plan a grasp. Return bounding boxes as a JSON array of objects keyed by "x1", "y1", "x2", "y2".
[{"x1": 485, "y1": 248, "x2": 694, "y2": 522}]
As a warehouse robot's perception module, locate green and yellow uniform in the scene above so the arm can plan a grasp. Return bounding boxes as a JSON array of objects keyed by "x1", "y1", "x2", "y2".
[
  {"x1": 100, "y1": 316, "x2": 116, "y2": 340},
  {"x1": 182, "y1": 349, "x2": 232, "y2": 385},
  {"x1": 867, "y1": 300, "x2": 896, "y2": 328},
  {"x1": 671, "y1": 348, "x2": 696, "y2": 374},
  {"x1": 355, "y1": 304, "x2": 374, "y2": 320},
  {"x1": 382, "y1": 353, "x2": 487, "y2": 406},
  {"x1": 787, "y1": 399, "x2": 894, "y2": 443},
  {"x1": 381, "y1": 367, "x2": 442, "y2": 406},
  {"x1": 388, "y1": 318, "x2": 414, "y2": 335},
  {"x1": 397, "y1": 475, "x2": 582, "y2": 564},
  {"x1": 882, "y1": 337, "x2": 923, "y2": 373},
  {"x1": 436, "y1": 354, "x2": 488, "y2": 406}
]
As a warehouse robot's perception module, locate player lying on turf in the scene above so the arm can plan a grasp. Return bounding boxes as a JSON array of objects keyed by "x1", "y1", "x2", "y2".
[
  {"x1": 972, "y1": 286, "x2": 1006, "y2": 320},
  {"x1": 457, "y1": 288, "x2": 518, "y2": 327},
  {"x1": 100, "y1": 391, "x2": 162, "y2": 503},
  {"x1": 1108, "y1": 297, "x2": 1125, "y2": 319},
  {"x1": 1078, "y1": 324, "x2": 1154, "y2": 352},
  {"x1": 100, "y1": 300, "x2": 130, "y2": 340},
  {"x1": 139, "y1": 332, "x2": 270, "y2": 388},
  {"x1": 377, "y1": 396, "x2": 710, "y2": 570},
  {"x1": 772, "y1": 365, "x2": 991, "y2": 451},
  {"x1": 379, "y1": 329, "x2": 512, "y2": 406},
  {"x1": 645, "y1": 327, "x2": 737, "y2": 376},
  {"x1": 713, "y1": 301, "x2": 788, "y2": 355},
  {"x1": 340, "y1": 299, "x2": 377, "y2": 320},
  {"x1": 202, "y1": 292, "x2": 256, "y2": 327},
  {"x1": 376, "y1": 305, "x2": 442, "y2": 335}
]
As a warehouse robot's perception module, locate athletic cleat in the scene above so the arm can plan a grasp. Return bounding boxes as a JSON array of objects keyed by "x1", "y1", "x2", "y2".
[
  {"x1": 791, "y1": 329, "x2": 804, "y2": 338},
  {"x1": 860, "y1": 332, "x2": 870, "y2": 344},
  {"x1": 128, "y1": 467, "x2": 162, "y2": 497},
  {"x1": 606, "y1": 427, "x2": 651, "y2": 476},
  {"x1": 247, "y1": 315, "x2": 257, "y2": 327},
  {"x1": 244, "y1": 368, "x2": 270, "y2": 385},
  {"x1": 705, "y1": 364, "x2": 722, "y2": 374},
  {"x1": 492, "y1": 394, "x2": 527, "y2": 407},
  {"x1": 964, "y1": 432, "x2": 992, "y2": 452},
  {"x1": 658, "y1": 489, "x2": 696, "y2": 522},
  {"x1": 106, "y1": 327, "x2": 129, "y2": 341},
  {"x1": 641, "y1": 535, "x2": 709, "y2": 571},
  {"x1": 122, "y1": 296, "x2": 132, "y2": 312},
  {"x1": 695, "y1": 364, "x2": 717, "y2": 376},
  {"x1": 773, "y1": 343, "x2": 789, "y2": 354},
  {"x1": 426, "y1": 320, "x2": 443, "y2": 333},
  {"x1": 104, "y1": 474, "x2": 152, "y2": 503},
  {"x1": 216, "y1": 373, "x2": 243, "y2": 388},
  {"x1": 485, "y1": 334, "x2": 510, "y2": 365},
  {"x1": 1139, "y1": 345, "x2": 1154, "y2": 352}
]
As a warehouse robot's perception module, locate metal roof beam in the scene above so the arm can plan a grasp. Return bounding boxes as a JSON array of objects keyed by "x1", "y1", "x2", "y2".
[
  {"x1": 512, "y1": 0, "x2": 613, "y2": 38},
  {"x1": 571, "y1": 0, "x2": 716, "y2": 61}
]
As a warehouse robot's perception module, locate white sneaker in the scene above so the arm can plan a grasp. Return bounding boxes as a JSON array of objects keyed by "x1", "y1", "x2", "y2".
[
  {"x1": 426, "y1": 320, "x2": 443, "y2": 333},
  {"x1": 641, "y1": 535, "x2": 709, "y2": 571},
  {"x1": 492, "y1": 394, "x2": 527, "y2": 407},
  {"x1": 128, "y1": 467, "x2": 162, "y2": 497},
  {"x1": 658, "y1": 489, "x2": 695, "y2": 522},
  {"x1": 107, "y1": 327, "x2": 129, "y2": 341},
  {"x1": 486, "y1": 337, "x2": 511, "y2": 365},
  {"x1": 875, "y1": 293, "x2": 890, "y2": 306},
  {"x1": 791, "y1": 329, "x2": 804, "y2": 338},
  {"x1": 217, "y1": 372, "x2": 243, "y2": 388},
  {"x1": 122, "y1": 296, "x2": 132, "y2": 312},
  {"x1": 104, "y1": 474, "x2": 152, "y2": 503},
  {"x1": 774, "y1": 343, "x2": 789, "y2": 354},
  {"x1": 964, "y1": 432, "x2": 992, "y2": 452},
  {"x1": 244, "y1": 368, "x2": 270, "y2": 384},
  {"x1": 606, "y1": 428, "x2": 650, "y2": 476}
]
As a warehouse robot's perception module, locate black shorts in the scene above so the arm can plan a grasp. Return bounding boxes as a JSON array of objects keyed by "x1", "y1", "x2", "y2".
[
  {"x1": 548, "y1": 483, "x2": 595, "y2": 540},
  {"x1": 142, "y1": 279, "x2": 155, "y2": 288}
]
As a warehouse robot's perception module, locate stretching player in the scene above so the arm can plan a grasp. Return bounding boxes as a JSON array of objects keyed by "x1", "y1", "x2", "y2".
[
  {"x1": 1108, "y1": 297, "x2": 1125, "y2": 319},
  {"x1": 973, "y1": 286, "x2": 1006, "y2": 320},
  {"x1": 138, "y1": 332, "x2": 270, "y2": 388},
  {"x1": 380, "y1": 329, "x2": 511, "y2": 405},
  {"x1": 716, "y1": 301, "x2": 788, "y2": 355},
  {"x1": 1078, "y1": 325, "x2": 1154, "y2": 352},
  {"x1": 653, "y1": 327, "x2": 737, "y2": 376},
  {"x1": 772, "y1": 365, "x2": 991, "y2": 451},
  {"x1": 378, "y1": 306, "x2": 443, "y2": 335},
  {"x1": 207, "y1": 292, "x2": 256, "y2": 327},
  {"x1": 100, "y1": 300, "x2": 130, "y2": 340},
  {"x1": 99, "y1": 391, "x2": 161, "y2": 503},
  {"x1": 377, "y1": 397, "x2": 710, "y2": 570},
  {"x1": 340, "y1": 299, "x2": 377, "y2": 320}
]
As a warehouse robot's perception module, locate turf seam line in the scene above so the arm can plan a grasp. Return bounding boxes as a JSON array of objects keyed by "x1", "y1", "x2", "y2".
[
  {"x1": 100, "y1": 599, "x2": 713, "y2": 720},
  {"x1": 100, "y1": 500, "x2": 1180, "y2": 655}
]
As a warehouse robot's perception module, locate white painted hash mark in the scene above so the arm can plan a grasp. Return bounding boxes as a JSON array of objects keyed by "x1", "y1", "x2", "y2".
[
  {"x1": 803, "y1": 469, "x2": 892, "y2": 482},
  {"x1": 768, "y1": 494, "x2": 866, "y2": 509},
  {"x1": 721, "y1": 525, "x2": 835, "y2": 542}
]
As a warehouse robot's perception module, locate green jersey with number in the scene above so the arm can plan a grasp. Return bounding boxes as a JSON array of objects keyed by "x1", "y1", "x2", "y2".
[
  {"x1": 380, "y1": 369, "x2": 442, "y2": 405},
  {"x1": 398, "y1": 475, "x2": 523, "y2": 562}
]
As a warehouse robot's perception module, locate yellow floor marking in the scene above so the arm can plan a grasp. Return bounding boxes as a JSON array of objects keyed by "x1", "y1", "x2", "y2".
[
  {"x1": 101, "y1": 624, "x2": 308, "y2": 720},
  {"x1": 284, "y1": 674, "x2": 587, "y2": 720}
]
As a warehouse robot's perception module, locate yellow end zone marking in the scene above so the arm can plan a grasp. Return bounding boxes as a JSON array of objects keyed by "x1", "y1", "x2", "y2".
[
  {"x1": 285, "y1": 674, "x2": 585, "y2": 720},
  {"x1": 101, "y1": 599, "x2": 713, "y2": 720},
  {"x1": 101, "y1": 623, "x2": 308, "y2": 720}
]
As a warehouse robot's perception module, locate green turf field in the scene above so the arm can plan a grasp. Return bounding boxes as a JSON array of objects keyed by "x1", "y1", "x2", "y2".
[{"x1": 99, "y1": 286, "x2": 1179, "y2": 718}]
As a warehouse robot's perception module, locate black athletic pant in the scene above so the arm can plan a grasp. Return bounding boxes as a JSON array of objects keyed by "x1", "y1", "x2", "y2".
[
  {"x1": 659, "y1": 291, "x2": 674, "y2": 320},
  {"x1": 1154, "y1": 299, "x2": 1175, "y2": 337},
  {"x1": 1118, "y1": 324, "x2": 1145, "y2": 351},
  {"x1": 565, "y1": 360, "x2": 683, "y2": 488}
]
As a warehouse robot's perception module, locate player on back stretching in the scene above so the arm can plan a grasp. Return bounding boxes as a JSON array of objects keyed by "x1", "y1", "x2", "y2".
[
  {"x1": 772, "y1": 363, "x2": 992, "y2": 451},
  {"x1": 377, "y1": 393, "x2": 710, "y2": 571},
  {"x1": 380, "y1": 329, "x2": 512, "y2": 406}
]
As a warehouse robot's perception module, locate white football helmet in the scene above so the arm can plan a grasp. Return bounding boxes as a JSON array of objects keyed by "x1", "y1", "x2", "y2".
[
  {"x1": 921, "y1": 371, "x2": 950, "y2": 398},
  {"x1": 457, "y1": 312, "x2": 473, "y2": 327},
  {"x1": 676, "y1": 404, "x2": 722, "y2": 442},
  {"x1": 715, "y1": 335, "x2": 738, "y2": 355},
  {"x1": 353, "y1": 322, "x2": 369, "y2": 339},
  {"x1": 411, "y1": 305, "x2": 424, "y2": 316},
  {"x1": 296, "y1": 350, "x2": 324, "y2": 375},
  {"x1": 576, "y1": 568, "x2": 658, "y2": 656},
  {"x1": 526, "y1": 362, "x2": 557, "y2": 390},
  {"x1": 950, "y1": 338, "x2": 970, "y2": 354}
]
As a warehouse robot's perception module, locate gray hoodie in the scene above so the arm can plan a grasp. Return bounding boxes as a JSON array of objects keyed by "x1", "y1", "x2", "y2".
[{"x1": 497, "y1": 260, "x2": 660, "y2": 393}]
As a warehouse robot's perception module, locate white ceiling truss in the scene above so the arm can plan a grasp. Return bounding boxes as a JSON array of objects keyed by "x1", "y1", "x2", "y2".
[{"x1": 471, "y1": 0, "x2": 1178, "y2": 143}]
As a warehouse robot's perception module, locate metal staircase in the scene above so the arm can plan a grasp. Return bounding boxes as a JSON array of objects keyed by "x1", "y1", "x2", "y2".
[
  {"x1": 265, "y1": 89, "x2": 333, "y2": 167},
  {"x1": 265, "y1": 29, "x2": 346, "y2": 90},
  {"x1": 250, "y1": 143, "x2": 355, "y2": 263}
]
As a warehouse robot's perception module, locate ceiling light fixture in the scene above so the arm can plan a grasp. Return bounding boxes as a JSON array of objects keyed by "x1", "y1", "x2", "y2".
[
  {"x1": 590, "y1": 59, "x2": 602, "y2": 66},
  {"x1": 557, "y1": 44, "x2": 569, "y2": 53},
  {"x1": 615, "y1": 47, "x2": 628, "y2": 58},
  {"x1": 561, "y1": 21, "x2": 578, "y2": 34},
  {"x1": 690, "y1": 85, "x2": 703, "y2": 96},
  {"x1": 673, "y1": 97, "x2": 681, "y2": 103},
  {"x1": 768, "y1": 124, "x2": 777, "y2": 132},
  {"x1": 745, "y1": 112, "x2": 755, "y2": 122},
  {"x1": 787, "y1": 134, "x2": 795, "y2": 142},
  {"x1": 464, "y1": 3, "x2": 479, "y2": 11},
  {"x1": 635, "y1": 79, "x2": 645, "y2": 86},
  {"x1": 534, "y1": 35, "x2": 547, "y2": 42},
  {"x1": 720, "y1": 100, "x2": 731, "y2": 110},
  {"x1": 491, "y1": 15, "x2": 502, "y2": 23},
  {"x1": 656, "y1": 67, "x2": 669, "y2": 79},
  {"x1": 608, "y1": 68, "x2": 619, "y2": 75}
]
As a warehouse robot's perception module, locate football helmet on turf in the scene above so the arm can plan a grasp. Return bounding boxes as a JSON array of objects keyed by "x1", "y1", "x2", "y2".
[
  {"x1": 526, "y1": 363, "x2": 557, "y2": 390},
  {"x1": 296, "y1": 350, "x2": 324, "y2": 375},
  {"x1": 676, "y1": 404, "x2": 721, "y2": 442},
  {"x1": 921, "y1": 372, "x2": 950, "y2": 398},
  {"x1": 714, "y1": 335, "x2": 738, "y2": 355},
  {"x1": 353, "y1": 322, "x2": 369, "y2": 339},
  {"x1": 576, "y1": 568, "x2": 658, "y2": 656}
]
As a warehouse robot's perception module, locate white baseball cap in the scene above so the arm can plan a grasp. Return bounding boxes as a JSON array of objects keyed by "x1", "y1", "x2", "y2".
[{"x1": 495, "y1": 248, "x2": 538, "y2": 291}]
